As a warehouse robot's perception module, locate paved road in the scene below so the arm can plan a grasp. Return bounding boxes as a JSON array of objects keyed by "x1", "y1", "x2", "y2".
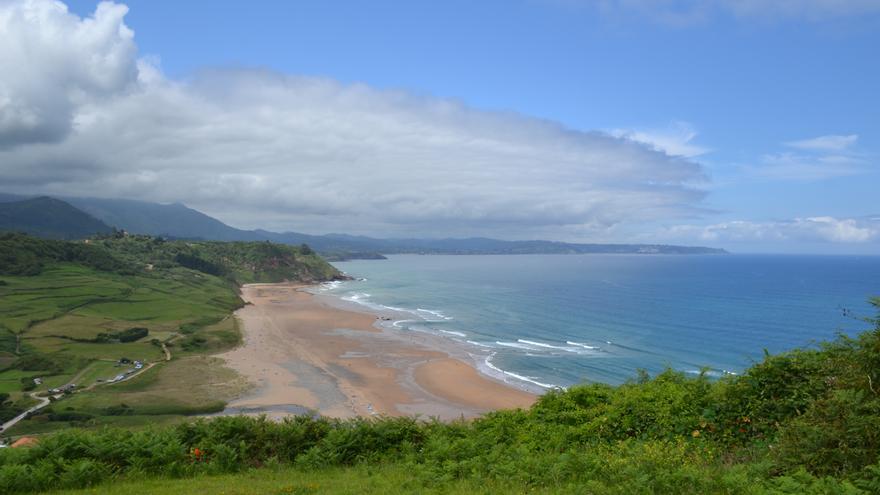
[{"x1": 0, "y1": 392, "x2": 55, "y2": 433}]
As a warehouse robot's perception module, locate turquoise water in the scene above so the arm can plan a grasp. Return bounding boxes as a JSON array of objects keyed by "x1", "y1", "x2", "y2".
[{"x1": 325, "y1": 254, "x2": 880, "y2": 389}]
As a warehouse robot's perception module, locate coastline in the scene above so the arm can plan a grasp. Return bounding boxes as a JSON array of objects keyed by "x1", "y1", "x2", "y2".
[{"x1": 219, "y1": 283, "x2": 537, "y2": 420}]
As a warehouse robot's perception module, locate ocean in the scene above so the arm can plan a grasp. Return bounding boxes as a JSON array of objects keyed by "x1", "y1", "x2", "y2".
[{"x1": 321, "y1": 254, "x2": 880, "y2": 390}]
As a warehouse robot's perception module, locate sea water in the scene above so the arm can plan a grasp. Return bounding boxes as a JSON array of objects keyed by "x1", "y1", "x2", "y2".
[{"x1": 321, "y1": 254, "x2": 880, "y2": 390}]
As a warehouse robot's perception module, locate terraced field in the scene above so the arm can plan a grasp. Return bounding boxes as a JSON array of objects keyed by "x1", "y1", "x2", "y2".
[{"x1": 0, "y1": 262, "x2": 247, "y2": 434}]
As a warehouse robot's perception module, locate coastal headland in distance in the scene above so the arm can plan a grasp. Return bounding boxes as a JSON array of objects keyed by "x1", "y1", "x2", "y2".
[{"x1": 220, "y1": 283, "x2": 537, "y2": 420}]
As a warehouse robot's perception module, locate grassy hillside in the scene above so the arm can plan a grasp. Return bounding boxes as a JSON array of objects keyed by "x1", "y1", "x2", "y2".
[
  {"x1": 0, "y1": 297, "x2": 876, "y2": 494},
  {"x1": 0, "y1": 232, "x2": 131, "y2": 276},
  {"x1": 0, "y1": 233, "x2": 342, "y2": 432},
  {"x1": 0, "y1": 197, "x2": 112, "y2": 240},
  {"x1": 98, "y1": 235, "x2": 343, "y2": 283}
]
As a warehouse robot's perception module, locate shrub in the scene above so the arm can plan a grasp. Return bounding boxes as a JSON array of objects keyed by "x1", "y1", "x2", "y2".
[
  {"x1": 18, "y1": 377, "x2": 36, "y2": 392},
  {"x1": 117, "y1": 327, "x2": 149, "y2": 343},
  {"x1": 59, "y1": 459, "x2": 110, "y2": 489},
  {"x1": 180, "y1": 336, "x2": 207, "y2": 351},
  {"x1": 174, "y1": 253, "x2": 226, "y2": 276},
  {"x1": 104, "y1": 403, "x2": 134, "y2": 416},
  {"x1": 12, "y1": 354, "x2": 62, "y2": 373},
  {"x1": 47, "y1": 411, "x2": 94, "y2": 422}
]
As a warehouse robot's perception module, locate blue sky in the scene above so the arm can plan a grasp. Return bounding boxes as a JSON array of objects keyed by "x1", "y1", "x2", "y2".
[{"x1": 2, "y1": 0, "x2": 879, "y2": 253}]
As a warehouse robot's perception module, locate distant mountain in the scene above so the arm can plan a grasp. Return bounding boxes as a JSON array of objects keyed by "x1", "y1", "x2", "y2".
[
  {"x1": 0, "y1": 192, "x2": 26, "y2": 203},
  {"x1": 0, "y1": 197, "x2": 113, "y2": 240},
  {"x1": 0, "y1": 192, "x2": 727, "y2": 256},
  {"x1": 64, "y1": 197, "x2": 261, "y2": 242},
  {"x1": 307, "y1": 235, "x2": 727, "y2": 256},
  {"x1": 257, "y1": 232, "x2": 727, "y2": 256}
]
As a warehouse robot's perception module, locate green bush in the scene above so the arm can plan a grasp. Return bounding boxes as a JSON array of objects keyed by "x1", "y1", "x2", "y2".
[
  {"x1": 103, "y1": 403, "x2": 134, "y2": 416},
  {"x1": 117, "y1": 327, "x2": 149, "y2": 343},
  {"x1": 0, "y1": 393, "x2": 26, "y2": 422},
  {"x1": 46, "y1": 410, "x2": 94, "y2": 422},
  {"x1": 180, "y1": 335, "x2": 208, "y2": 351},
  {"x1": 0, "y1": 232, "x2": 130, "y2": 276},
  {"x1": 174, "y1": 253, "x2": 226, "y2": 277},
  {"x1": 18, "y1": 377, "x2": 36, "y2": 392},
  {"x1": 12, "y1": 353, "x2": 63, "y2": 373},
  {"x1": 90, "y1": 327, "x2": 149, "y2": 344}
]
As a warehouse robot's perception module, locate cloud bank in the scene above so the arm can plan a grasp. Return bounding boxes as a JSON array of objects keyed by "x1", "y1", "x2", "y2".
[
  {"x1": 0, "y1": 0, "x2": 709, "y2": 238},
  {"x1": 785, "y1": 134, "x2": 859, "y2": 152},
  {"x1": 608, "y1": 122, "x2": 709, "y2": 159},
  {"x1": 664, "y1": 216, "x2": 880, "y2": 244},
  {"x1": 745, "y1": 134, "x2": 868, "y2": 181},
  {"x1": 0, "y1": 0, "x2": 138, "y2": 147}
]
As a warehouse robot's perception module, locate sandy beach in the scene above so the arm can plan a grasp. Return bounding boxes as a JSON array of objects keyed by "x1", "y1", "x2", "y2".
[{"x1": 220, "y1": 284, "x2": 536, "y2": 420}]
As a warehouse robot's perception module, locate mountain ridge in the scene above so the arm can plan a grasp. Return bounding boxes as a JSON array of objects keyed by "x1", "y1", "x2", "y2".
[
  {"x1": 0, "y1": 192, "x2": 727, "y2": 257},
  {"x1": 0, "y1": 196, "x2": 113, "y2": 240}
]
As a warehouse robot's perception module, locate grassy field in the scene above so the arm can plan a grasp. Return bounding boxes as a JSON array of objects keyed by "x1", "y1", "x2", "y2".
[
  {"x1": 41, "y1": 465, "x2": 559, "y2": 495},
  {"x1": 6, "y1": 413, "x2": 192, "y2": 437},
  {"x1": 10, "y1": 357, "x2": 248, "y2": 436},
  {"x1": 61, "y1": 357, "x2": 249, "y2": 415},
  {"x1": 0, "y1": 259, "x2": 245, "y2": 433},
  {"x1": 73, "y1": 360, "x2": 125, "y2": 387},
  {"x1": 0, "y1": 370, "x2": 37, "y2": 394}
]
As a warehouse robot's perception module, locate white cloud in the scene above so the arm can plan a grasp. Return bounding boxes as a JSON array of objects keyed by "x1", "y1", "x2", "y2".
[
  {"x1": 742, "y1": 134, "x2": 868, "y2": 181},
  {"x1": 665, "y1": 216, "x2": 880, "y2": 244},
  {"x1": 0, "y1": 0, "x2": 709, "y2": 238},
  {"x1": 785, "y1": 134, "x2": 858, "y2": 152},
  {"x1": 608, "y1": 122, "x2": 709, "y2": 158},
  {"x1": 0, "y1": 0, "x2": 138, "y2": 147},
  {"x1": 746, "y1": 152, "x2": 865, "y2": 181}
]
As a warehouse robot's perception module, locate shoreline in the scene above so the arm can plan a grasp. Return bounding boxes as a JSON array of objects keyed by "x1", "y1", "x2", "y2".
[
  {"x1": 306, "y1": 283, "x2": 551, "y2": 394},
  {"x1": 219, "y1": 283, "x2": 537, "y2": 420}
]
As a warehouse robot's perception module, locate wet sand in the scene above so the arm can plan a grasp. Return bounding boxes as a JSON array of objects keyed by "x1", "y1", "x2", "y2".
[{"x1": 220, "y1": 284, "x2": 536, "y2": 420}]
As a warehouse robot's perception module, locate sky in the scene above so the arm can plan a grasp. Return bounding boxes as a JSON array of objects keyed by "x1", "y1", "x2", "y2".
[{"x1": 0, "y1": 0, "x2": 878, "y2": 253}]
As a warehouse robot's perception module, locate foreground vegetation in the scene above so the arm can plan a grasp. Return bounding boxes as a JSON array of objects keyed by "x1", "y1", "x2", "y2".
[
  {"x1": 0, "y1": 298, "x2": 876, "y2": 493},
  {"x1": 0, "y1": 233, "x2": 341, "y2": 432}
]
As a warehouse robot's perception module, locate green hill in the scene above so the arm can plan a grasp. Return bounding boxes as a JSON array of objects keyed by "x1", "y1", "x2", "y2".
[
  {"x1": 0, "y1": 197, "x2": 113, "y2": 240},
  {"x1": 0, "y1": 233, "x2": 342, "y2": 436},
  {"x1": 0, "y1": 232, "x2": 342, "y2": 283},
  {"x1": 0, "y1": 232, "x2": 129, "y2": 276}
]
